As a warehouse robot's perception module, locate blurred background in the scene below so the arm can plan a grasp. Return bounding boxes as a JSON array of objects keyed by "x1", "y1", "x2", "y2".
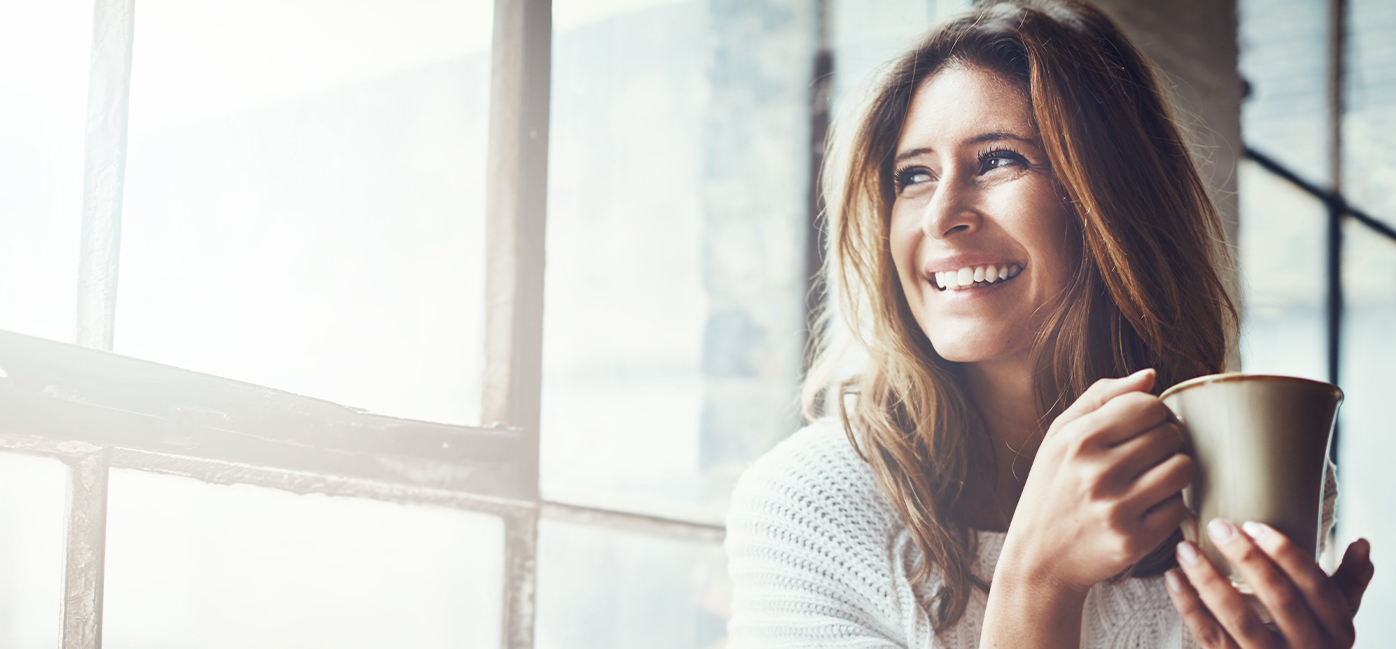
[{"x1": 0, "y1": 0, "x2": 1392, "y2": 646}]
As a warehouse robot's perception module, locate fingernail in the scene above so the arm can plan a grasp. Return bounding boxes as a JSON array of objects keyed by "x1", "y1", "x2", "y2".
[
  {"x1": 1208, "y1": 518, "x2": 1236, "y2": 543},
  {"x1": 1165, "y1": 568, "x2": 1184, "y2": 593},
  {"x1": 1241, "y1": 521, "x2": 1268, "y2": 540},
  {"x1": 1177, "y1": 540, "x2": 1200, "y2": 565}
]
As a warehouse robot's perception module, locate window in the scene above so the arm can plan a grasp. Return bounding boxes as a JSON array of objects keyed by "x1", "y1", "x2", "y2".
[
  {"x1": 1238, "y1": 0, "x2": 1396, "y2": 642},
  {"x1": 1, "y1": 0, "x2": 816, "y2": 646}
]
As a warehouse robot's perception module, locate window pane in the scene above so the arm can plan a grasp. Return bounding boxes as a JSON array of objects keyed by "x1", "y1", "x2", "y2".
[
  {"x1": 535, "y1": 520, "x2": 729, "y2": 649},
  {"x1": 0, "y1": 452, "x2": 66, "y2": 649},
  {"x1": 830, "y1": 0, "x2": 970, "y2": 115},
  {"x1": 0, "y1": 0, "x2": 91, "y2": 343},
  {"x1": 1344, "y1": 0, "x2": 1396, "y2": 230},
  {"x1": 1238, "y1": 0, "x2": 1329, "y2": 184},
  {"x1": 541, "y1": 0, "x2": 816, "y2": 523},
  {"x1": 1237, "y1": 160, "x2": 1328, "y2": 380},
  {"x1": 116, "y1": 0, "x2": 492, "y2": 425},
  {"x1": 103, "y1": 469, "x2": 504, "y2": 649},
  {"x1": 1339, "y1": 221, "x2": 1396, "y2": 647}
]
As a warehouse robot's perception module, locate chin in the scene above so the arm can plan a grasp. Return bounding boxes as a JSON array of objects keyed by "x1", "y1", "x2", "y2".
[{"x1": 923, "y1": 328, "x2": 1025, "y2": 365}]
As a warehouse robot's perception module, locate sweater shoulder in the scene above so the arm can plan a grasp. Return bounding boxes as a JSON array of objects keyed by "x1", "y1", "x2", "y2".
[
  {"x1": 727, "y1": 419, "x2": 898, "y2": 537},
  {"x1": 724, "y1": 420, "x2": 915, "y2": 647}
]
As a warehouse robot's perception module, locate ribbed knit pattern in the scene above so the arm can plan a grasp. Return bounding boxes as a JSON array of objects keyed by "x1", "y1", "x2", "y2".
[{"x1": 725, "y1": 420, "x2": 1202, "y2": 648}]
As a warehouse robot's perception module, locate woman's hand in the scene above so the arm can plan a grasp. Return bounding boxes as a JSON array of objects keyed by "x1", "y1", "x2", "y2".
[
  {"x1": 983, "y1": 368, "x2": 1196, "y2": 648},
  {"x1": 1166, "y1": 518, "x2": 1375, "y2": 648},
  {"x1": 999, "y1": 368, "x2": 1195, "y2": 592}
]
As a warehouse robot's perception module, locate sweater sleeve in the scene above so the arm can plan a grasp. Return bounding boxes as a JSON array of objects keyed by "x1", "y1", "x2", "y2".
[{"x1": 724, "y1": 422, "x2": 927, "y2": 648}]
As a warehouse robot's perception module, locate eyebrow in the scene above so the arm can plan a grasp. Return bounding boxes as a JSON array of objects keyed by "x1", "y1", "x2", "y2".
[{"x1": 893, "y1": 132, "x2": 1040, "y2": 162}]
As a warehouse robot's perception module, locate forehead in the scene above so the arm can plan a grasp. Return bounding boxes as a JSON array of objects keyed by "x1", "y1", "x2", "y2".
[{"x1": 898, "y1": 64, "x2": 1034, "y2": 149}]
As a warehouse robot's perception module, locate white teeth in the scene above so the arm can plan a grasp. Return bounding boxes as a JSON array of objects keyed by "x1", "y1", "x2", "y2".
[{"x1": 936, "y1": 263, "x2": 1023, "y2": 290}]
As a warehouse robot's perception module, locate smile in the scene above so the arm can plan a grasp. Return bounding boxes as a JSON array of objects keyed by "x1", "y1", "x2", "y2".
[{"x1": 934, "y1": 263, "x2": 1022, "y2": 291}]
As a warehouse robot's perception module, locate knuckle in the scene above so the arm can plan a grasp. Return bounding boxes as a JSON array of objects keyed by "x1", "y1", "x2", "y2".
[
  {"x1": 1224, "y1": 609, "x2": 1264, "y2": 640},
  {"x1": 1195, "y1": 623, "x2": 1228, "y2": 647},
  {"x1": 1231, "y1": 543, "x2": 1262, "y2": 565}
]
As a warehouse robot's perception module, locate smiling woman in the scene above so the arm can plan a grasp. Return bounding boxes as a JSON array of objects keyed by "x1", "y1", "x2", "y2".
[
  {"x1": 888, "y1": 63, "x2": 1076, "y2": 368},
  {"x1": 723, "y1": 1, "x2": 1375, "y2": 647}
]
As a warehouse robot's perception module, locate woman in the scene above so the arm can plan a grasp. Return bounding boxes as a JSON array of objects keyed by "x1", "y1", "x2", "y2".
[{"x1": 724, "y1": 1, "x2": 1375, "y2": 647}]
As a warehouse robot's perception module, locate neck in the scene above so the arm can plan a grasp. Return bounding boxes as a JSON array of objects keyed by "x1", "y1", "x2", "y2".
[{"x1": 960, "y1": 354, "x2": 1043, "y2": 531}]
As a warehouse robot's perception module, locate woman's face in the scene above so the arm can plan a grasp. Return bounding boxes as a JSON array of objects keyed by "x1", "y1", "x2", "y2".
[{"x1": 889, "y1": 63, "x2": 1078, "y2": 368}]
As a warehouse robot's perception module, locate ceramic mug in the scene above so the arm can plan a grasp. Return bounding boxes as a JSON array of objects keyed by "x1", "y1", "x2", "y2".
[{"x1": 1159, "y1": 373, "x2": 1342, "y2": 594}]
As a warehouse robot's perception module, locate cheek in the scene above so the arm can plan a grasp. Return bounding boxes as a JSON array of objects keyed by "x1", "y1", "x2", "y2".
[{"x1": 888, "y1": 208, "x2": 920, "y2": 280}]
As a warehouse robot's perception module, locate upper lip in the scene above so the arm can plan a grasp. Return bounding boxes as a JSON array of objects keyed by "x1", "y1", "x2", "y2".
[{"x1": 922, "y1": 254, "x2": 1024, "y2": 277}]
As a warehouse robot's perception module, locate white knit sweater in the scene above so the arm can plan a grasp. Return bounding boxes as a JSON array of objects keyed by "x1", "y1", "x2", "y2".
[{"x1": 724, "y1": 420, "x2": 1200, "y2": 648}]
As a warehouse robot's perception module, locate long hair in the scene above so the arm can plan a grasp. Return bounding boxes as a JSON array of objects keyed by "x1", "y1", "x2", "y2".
[{"x1": 802, "y1": 0, "x2": 1237, "y2": 631}]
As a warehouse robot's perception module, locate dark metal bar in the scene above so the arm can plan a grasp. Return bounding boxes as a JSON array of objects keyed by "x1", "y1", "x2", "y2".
[
  {"x1": 61, "y1": 449, "x2": 109, "y2": 649},
  {"x1": 802, "y1": 0, "x2": 833, "y2": 377},
  {"x1": 1325, "y1": 0, "x2": 1347, "y2": 464},
  {"x1": 76, "y1": 0, "x2": 135, "y2": 352},
  {"x1": 1243, "y1": 148, "x2": 1396, "y2": 243}
]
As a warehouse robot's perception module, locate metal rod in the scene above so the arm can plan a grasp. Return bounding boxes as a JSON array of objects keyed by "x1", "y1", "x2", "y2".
[
  {"x1": 75, "y1": 0, "x2": 135, "y2": 351},
  {"x1": 60, "y1": 450, "x2": 110, "y2": 649},
  {"x1": 1244, "y1": 148, "x2": 1396, "y2": 243},
  {"x1": 1325, "y1": 0, "x2": 1347, "y2": 466},
  {"x1": 501, "y1": 507, "x2": 539, "y2": 649},
  {"x1": 481, "y1": 0, "x2": 550, "y2": 450},
  {"x1": 801, "y1": 0, "x2": 833, "y2": 377}
]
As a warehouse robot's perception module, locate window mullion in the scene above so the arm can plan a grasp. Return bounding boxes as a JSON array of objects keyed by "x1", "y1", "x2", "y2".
[
  {"x1": 76, "y1": 0, "x2": 134, "y2": 352},
  {"x1": 483, "y1": 0, "x2": 550, "y2": 646},
  {"x1": 60, "y1": 449, "x2": 110, "y2": 649}
]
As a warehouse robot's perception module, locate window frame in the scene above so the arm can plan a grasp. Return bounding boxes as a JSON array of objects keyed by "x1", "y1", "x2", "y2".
[{"x1": 0, "y1": 0, "x2": 731, "y2": 648}]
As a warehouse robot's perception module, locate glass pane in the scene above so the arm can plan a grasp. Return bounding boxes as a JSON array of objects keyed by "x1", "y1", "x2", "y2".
[
  {"x1": 830, "y1": 0, "x2": 971, "y2": 115},
  {"x1": 103, "y1": 469, "x2": 504, "y2": 649},
  {"x1": 116, "y1": 0, "x2": 492, "y2": 425},
  {"x1": 541, "y1": 0, "x2": 815, "y2": 522},
  {"x1": 1344, "y1": 0, "x2": 1396, "y2": 231},
  {"x1": 1238, "y1": 0, "x2": 1329, "y2": 184},
  {"x1": 1339, "y1": 221, "x2": 1396, "y2": 648},
  {"x1": 1237, "y1": 160, "x2": 1329, "y2": 380},
  {"x1": 0, "y1": 0, "x2": 91, "y2": 343},
  {"x1": 0, "y1": 452, "x2": 67, "y2": 649},
  {"x1": 535, "y1": 520, "x2": 729, "y2": 649}
]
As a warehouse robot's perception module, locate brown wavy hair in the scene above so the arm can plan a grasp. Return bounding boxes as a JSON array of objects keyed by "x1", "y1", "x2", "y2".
[{"x1": 802, "y1": 0, "x2": 1237, "y2": 631}]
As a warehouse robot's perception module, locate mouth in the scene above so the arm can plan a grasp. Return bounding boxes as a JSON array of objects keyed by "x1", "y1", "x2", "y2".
[{"x1": 933, "y1": 263, "x2": 1023, "y2": 292}]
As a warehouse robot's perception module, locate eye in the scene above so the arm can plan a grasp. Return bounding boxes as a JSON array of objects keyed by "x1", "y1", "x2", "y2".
[
  {"x1": 895, "y1": 166, "x2": 935, "y2": 194},
  {"x1": 978, "y1": 148, "x2": 1028, "y2": 173}
]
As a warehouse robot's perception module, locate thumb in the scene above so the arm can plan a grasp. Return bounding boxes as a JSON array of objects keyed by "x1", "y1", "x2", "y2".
[{"x1": 1049, "y1": 368, "x2": 1157, "y2": 435}]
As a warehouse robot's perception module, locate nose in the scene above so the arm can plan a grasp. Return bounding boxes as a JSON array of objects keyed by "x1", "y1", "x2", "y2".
[{"x1": 921, "y1": 173, "x2": 980, "y2": 239}]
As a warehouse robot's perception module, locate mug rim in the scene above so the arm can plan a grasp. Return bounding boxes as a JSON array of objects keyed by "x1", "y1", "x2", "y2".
[{"x1": 1159, "y1": 372, "x2": 1344, "y2": 403}]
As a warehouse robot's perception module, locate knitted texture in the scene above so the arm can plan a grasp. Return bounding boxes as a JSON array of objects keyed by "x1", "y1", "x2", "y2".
[{"x1": 725, "y1": 420, "x2": 1201, "y2": 648}]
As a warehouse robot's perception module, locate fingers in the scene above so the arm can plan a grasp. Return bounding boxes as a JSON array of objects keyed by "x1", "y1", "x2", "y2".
[
  {"x1": 1048, "y1": 368, "x2": 1156, "y2": 437},
  {"x1": 1108, "y1": 420, "x2": 1187, "y2": 481},
  {"x1": 1165, "y1": 568, "x2": 1238, "y2": 648},
  {"x1": 1128, "y1": 454, "x2": 1193, "y2": 522},
  {"x1": 1242, "y1": 521, "x2": 1357, "y2": 646},
  {"x1": 1205, "y1": 519, "x2": 1329, "y2": 648},
  {"x1": 1331, "y1": 538, "x2": 1374, "y2": 613},
  {"x1": 1175, "y1": 538, "x2": 1283, "y2": 649},
  {"x1": 1073, "y1": 390, "x2": 1174, "y2": 447}
]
